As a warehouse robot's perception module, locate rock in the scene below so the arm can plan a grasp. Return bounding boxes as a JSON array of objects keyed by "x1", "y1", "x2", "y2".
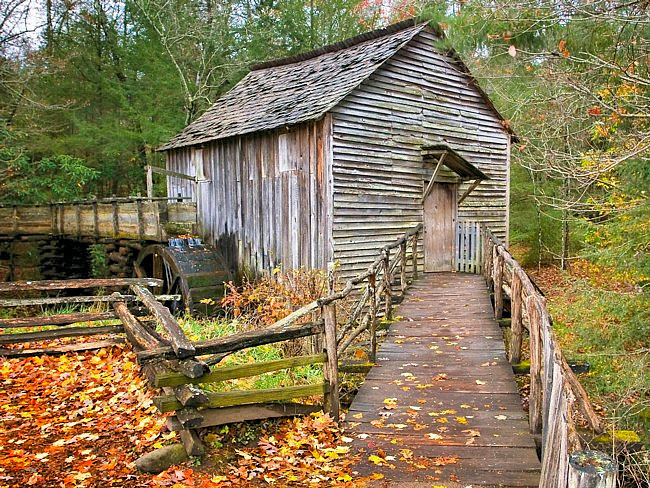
[{"x1": 135, "y1": 443, "x2": 188, "y2": 473}]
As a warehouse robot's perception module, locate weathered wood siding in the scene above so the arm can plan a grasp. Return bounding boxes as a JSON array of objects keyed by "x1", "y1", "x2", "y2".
[
  {"x1": 166, "y1": 147, "x2": 196, "y2": 201},
  {"x1": 167, "y1": 119, "x2": 332, "y2": 274},
  {"x1": 330, "y1": 28, "x2": 510, "y2": 278}
]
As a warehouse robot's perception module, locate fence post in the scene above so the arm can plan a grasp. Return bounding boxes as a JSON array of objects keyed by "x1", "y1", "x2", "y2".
[
  {"x1": 369, "y1": 273, "x2": 377, "y2": 362},
  {"x1": 494, "y1": 250, "x2": 504, "y2": 320},
  {"x1": 322, "y1": 267, "x2": 339, "y2": 422},
  {"x1": 487, "y1": 240, "x2": 495, "y2": 288},
  {"x1": 382, "y1": 250, "x2": 393, "y2": 320},
  {"x1": 510, "y1": 271, "x2": 523, "y2": 364},
  {"x1": 473, "y1": 221, "x2": 480, "y2": 274},
  {"x1": 400, "y1": 241, "x2": 407, "y2": 295},
  {"x1": 481, "y1": 225, "x2": 488, "y2": 282},
  {"x1": 568, "y1": 451, "x2": 616, "y2": 488},
  {"x1": 322, "y1": 301, "x2": 339, "y2": 423},
  {"x1": 412, "y1": 234, "x2": 418, "y2": 280},
  {"x1": 146, "y1": 165, "x2": 154, "y2": 199},
  {"x1": 526, "y1": 295, "x2": 543, "y2": 435}
]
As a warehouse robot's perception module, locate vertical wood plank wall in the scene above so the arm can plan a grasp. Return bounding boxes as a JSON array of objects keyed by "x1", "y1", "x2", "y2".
[
  {"x1": 330, "y1": 29, "x2": 510, "y2": 279},
  {"x1": 166, "y1": 147, "x2": 196, "y2": 201},
  {"x1": 166, "y1": 120, "x2": 331, "y2": 274}
]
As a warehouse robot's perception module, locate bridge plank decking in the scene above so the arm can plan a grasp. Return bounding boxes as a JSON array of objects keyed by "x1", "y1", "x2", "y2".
[{"x1": 345, "y1": 272, "x2": 541, "y2": 487}]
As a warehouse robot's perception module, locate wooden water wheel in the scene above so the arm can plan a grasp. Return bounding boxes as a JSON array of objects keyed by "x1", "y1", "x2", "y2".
[{"x1": 134, "y1": 238, "x2": 230, "y2": 313}]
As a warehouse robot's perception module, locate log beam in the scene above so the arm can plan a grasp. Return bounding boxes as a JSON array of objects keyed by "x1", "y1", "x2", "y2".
[{"x1": 130, "y1": 285, "x2": 195, "y2": 358}]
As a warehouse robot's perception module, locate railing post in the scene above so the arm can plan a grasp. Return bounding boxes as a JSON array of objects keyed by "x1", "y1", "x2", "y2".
[
  {"x1": 568, "y1": 451, "x2": 616, "y2": 488},
  {"x1": 526, "y1": 295, "x2": 543, "y2": 435},
  {"x1": 369, "y1": 273, "x2": 377, "y2": 362},
  {"x1": 322, "y1": 302, "x2": 339, "y2": 422},
  {"x1": 493, "y1": 249, "x2": 504, "y2": 320},
  {"x1": 412, "y1": 233, "x2": 418, "y2": 280},
  {"x1": 382, "y1": 250, "x2": 392, "y2": 320},
  {"x1": 322, "y1": 268, "x2": 339, "y2": 422},
  {"x1": 400, "y1": 241, "x2": 407, "y2": 295},
  {"x1": 486, "y1": 239, "x2": 495, "y2": 288},
  {"x1": 510, "y1": 271, "x2": 523, "y2": 364},
  {"x1": 146, "y1": 165, "x2": 154, "y2": 199}
]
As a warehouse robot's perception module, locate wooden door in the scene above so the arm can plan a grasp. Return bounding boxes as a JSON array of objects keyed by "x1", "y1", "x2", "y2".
[{"x1": 424, "y1": 183, "x2": 457, "y2": 272}]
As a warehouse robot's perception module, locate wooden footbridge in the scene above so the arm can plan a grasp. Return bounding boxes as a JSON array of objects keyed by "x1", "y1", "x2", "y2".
[
  {"x1": 0, "y1": 224, "x2": 612, "y2": 487},
  {"x1": 344, "y1": 272, "x2": 541, "y2": 486}
]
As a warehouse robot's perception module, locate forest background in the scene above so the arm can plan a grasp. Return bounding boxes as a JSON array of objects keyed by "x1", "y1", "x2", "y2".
[{"x1": 1, "y1": 0, "x2": 648, "y2": 459}]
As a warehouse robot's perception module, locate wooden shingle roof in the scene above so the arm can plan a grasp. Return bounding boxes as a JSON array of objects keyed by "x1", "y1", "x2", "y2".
[{"x1": 159, "y1": 20, "x2": 433, "y2": 151}]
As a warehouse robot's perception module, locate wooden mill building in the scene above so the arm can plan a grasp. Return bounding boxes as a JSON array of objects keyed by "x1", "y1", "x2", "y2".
[{"x1": 160, "y1": 19, "x2": 514, "y2": 278}]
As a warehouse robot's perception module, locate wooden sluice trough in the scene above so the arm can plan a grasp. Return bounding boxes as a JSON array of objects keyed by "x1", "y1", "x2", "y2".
[{"x1": 0, "y1": 197, "x2": 197, "y2": 242}]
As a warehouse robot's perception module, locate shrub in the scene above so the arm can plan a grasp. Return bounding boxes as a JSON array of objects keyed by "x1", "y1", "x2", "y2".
[{"x1": 220, "y1": 268, "x2": 327, "y2": 329}]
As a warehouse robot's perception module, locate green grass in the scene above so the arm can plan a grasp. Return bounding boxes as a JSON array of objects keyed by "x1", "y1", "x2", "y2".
[
  {"x1": 0, "y1": 303, "x2": 120, "y2": 335},
  {"x1": 177, "y1": 315, "x2": 324, "y2": 394},
  {"x1": 547, "y1": 277, "x2": 649, "y2": 443}
]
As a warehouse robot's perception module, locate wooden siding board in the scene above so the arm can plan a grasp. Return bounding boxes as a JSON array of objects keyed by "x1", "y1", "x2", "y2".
[
  {"x1": 166, "y1": 121, "x2": 327, "y2": 275},
  {"x1": 330, "y1": 31, "x2": 509, "y2": 277}
]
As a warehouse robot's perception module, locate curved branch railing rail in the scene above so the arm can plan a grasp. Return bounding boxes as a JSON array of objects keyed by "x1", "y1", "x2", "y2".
[
  {"x1": 482, "y1": 228, "x2": 608, "y2": 488},
  {"x1": 249, "y1": 223, "x2": 424, "y2": 420},
  {"x1": 137, "y1": 223, "x2": 423, "y2": 430}
]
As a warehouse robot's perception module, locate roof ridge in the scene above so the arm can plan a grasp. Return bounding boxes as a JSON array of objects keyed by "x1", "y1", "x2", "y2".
[{"x1": 250, "y1": 18, "x2": 437, "y2": 72}]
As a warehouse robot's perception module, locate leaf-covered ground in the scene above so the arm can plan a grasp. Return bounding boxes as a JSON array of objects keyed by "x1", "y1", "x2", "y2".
[{"x1": 0, "y1": 343, "x2": 374, "y2": 487}]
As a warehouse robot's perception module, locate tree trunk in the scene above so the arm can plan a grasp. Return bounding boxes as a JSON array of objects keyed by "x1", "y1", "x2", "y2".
[{"x1": 568, "y1": 450, "x2": 616, "y2": 488}]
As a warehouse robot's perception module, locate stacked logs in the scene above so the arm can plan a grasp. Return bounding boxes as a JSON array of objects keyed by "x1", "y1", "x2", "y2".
[
  {"x1": 104, "y1": 240, "x2": 142, "y2": 278},
  {"x1": 38, "y1": 238, "x2": 91, "y2": 280}
]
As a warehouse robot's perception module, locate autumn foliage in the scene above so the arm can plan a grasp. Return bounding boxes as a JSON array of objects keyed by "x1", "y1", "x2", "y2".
[
  {"x1": 0, "y1": 345, "x2": 171, "y2": 487},
  {"x1": 220, "y1": 268, "x2": 327, "y2": 328},
  {"x1": 0, "y1": 343, "x2": 364, "y2": 487}
]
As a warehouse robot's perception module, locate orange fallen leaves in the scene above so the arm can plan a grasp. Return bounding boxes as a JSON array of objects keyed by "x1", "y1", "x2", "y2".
[
  {"x1": 0, "y1": 345, "x2": 175, "y2": 488},
  {"x1": 220, "y1": 412, "x2": 357, "y2": 486},
  {"x1": 1, "y1": 345, "x2": 364, "y2": 487}
]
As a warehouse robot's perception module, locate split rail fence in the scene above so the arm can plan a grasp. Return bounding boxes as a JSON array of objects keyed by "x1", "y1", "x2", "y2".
[{"x1": 0, "y1": 278, "x2": 179, "y2": 357}]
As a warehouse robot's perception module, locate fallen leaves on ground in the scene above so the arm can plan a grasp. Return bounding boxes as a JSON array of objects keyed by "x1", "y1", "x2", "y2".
[
  {"x1": 213, "y1": 411, "x2": 359, "y2": 486},
  {"x1": 0, "y1": 344, "x2": 174, "y2": 487},
  {"x1": 1, "y1": 345, "x2": 369, "y2": 487}
]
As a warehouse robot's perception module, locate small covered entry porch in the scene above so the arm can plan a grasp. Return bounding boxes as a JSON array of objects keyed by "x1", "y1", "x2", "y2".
[{"x1": 421, "y1": 145, "x2": 488, "y2": 274}]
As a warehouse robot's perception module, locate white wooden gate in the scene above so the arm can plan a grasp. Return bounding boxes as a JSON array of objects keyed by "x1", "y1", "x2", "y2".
[{"x1": 455, "y1": 220, "x2": 482, "y2": 274}]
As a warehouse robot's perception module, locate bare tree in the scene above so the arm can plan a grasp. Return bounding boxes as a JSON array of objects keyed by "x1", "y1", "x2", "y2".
[{"x1": 130, "y1": 0, "x2": 239, "y2": 124}]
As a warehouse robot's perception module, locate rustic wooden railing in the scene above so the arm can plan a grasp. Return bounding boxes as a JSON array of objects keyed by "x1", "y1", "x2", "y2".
[
  {"x1": 139, "y1": 223, "x2": 424, "y2": 431},
  {"x1": 482, "y1": 228, "x2": 616, "y2": 488},
  {"x1": 334, "y1": 224, "x2": 423, "y2": 361}
]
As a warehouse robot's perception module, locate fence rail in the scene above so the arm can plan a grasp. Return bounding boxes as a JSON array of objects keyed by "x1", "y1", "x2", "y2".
[
  {"x1": 0, "y1": 277, "x2": 171, "y2": 357},
  {"x1": 482, "y1": 228, "x2": 614, "y2": 488}
]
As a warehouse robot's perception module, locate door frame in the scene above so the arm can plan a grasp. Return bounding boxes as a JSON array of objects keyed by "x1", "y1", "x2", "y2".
[{"x1": 423, "y1": 182, "x2": 458, "y2": 272}]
